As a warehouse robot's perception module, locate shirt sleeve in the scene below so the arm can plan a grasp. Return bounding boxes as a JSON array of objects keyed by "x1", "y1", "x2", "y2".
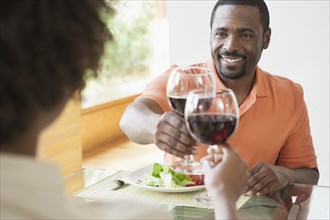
[
  {"x1": 276, "y1": 85, "x2": 318, "y2": 169},
  {"x1": 136, "y1": 65, "x2": 179, "y2": 112}
]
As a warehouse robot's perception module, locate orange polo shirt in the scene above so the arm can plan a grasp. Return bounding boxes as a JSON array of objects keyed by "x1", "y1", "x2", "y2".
[{"x1": 138, "y1": 60, "x2": 318, "y2": 169}]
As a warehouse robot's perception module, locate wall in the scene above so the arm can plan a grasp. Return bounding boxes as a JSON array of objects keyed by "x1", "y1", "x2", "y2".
[
  {"x1": 80, "y1": 95, "x2": 139, "y2": 153},
  {"x1": 37, "y1": 94, "x2": 136, "y2": 175},
  {"x1": 38, "y1": 98, "x2": 83, "y2": 176},
  {"x1": 167, "y1": 0, "x2": 329, "y2": 186}
]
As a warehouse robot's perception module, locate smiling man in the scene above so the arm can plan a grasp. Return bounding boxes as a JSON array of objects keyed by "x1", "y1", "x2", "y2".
[{"x1": 120, "y1": 0, "x2": 319, "y2": 196}]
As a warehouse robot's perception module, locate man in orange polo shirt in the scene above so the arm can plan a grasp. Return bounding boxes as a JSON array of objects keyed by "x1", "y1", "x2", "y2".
[{"x1": 120, "y1": 0, "x2": 319, "y2": 196}]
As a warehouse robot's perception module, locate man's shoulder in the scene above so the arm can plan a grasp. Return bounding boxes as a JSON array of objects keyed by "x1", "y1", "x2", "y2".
[
  {"x1": 166, "y1": 61, "x2": 209, "y2": 69},
  {"x1": 191, "y1": 61, "x2": 210, "y2": 67},
  {"x1": 260, "y1": 69, "x2": 304, "y2": 96}
]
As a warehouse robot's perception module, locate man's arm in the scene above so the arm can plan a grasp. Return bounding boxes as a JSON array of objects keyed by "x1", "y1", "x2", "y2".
[
  {"x1": 246, "y1": 86, "x2": 320, "y2": 196},
  {"x1": 246, "y1": 163, "x2": 319, "y2": 196},
  {"x1": 119, "y1": 98, "x2": 163, "y2": 144},
  {"x1": 120, "y1": 98, "x2": 197, "y2": 158}
]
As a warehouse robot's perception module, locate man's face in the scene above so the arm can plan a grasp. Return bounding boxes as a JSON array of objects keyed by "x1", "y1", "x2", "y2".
[{"x1": 210, "y1": 5, "x2": 270, "y2": 80}]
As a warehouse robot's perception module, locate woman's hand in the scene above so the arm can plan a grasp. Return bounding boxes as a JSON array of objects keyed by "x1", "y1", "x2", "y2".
[{"x1": 203, "y1": 144, "x2": 248, "y2": 202}]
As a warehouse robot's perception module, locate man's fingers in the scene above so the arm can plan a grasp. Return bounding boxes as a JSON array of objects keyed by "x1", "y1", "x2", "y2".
[
  {"x1": 157, "y1": 113, "x2": 196, "y2": 149},
  {"x1": 248, "y1": 162, "x2": 264, "y2": 176},
  {"x1": 162, "y1": 126, "x2": 195, "y2": 147},
  {"x1": 246, "y1": 166, "x2": 270, "y2": 192},
  {"x1": 258, "y1": 181, "x2": 275, "y2": 195},
  {"x1": 155, "y1": 141, "x2": 186, "y2": 158},
  {"x1": 156, "y1": 134, "x2": 194, "y2": 155},
  {"x1": 247, "y1": 181, "x2": 274, "y2": 197},
  {"x1": 247, "y1": 176, "x2": 271, "y2": 194},
  {"x1": 161, "y1": 112, "x2": 192, "y2": 137},
  {"x1": 155, "y1": 115, "x2": 197, "y2": 157}
]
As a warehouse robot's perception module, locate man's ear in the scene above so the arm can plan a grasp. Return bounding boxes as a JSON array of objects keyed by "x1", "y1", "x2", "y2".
[{"x1": 263, "y1": 28, "x2": 271, "y2": 49}]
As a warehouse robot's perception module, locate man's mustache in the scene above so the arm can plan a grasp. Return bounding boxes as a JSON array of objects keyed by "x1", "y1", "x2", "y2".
[{"x1": 218, "y1": 51, "x2": 246, "y2": 59}]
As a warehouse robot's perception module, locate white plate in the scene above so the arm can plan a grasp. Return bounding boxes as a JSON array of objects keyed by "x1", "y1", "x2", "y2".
[{"x1": 121, "y1": 164, "x2": 205, "y2": 193}]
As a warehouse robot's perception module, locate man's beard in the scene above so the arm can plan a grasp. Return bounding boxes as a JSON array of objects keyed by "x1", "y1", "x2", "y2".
[
  {"x1": 216, "y1": 60, "x2": 246, "y2": 80},
  {"x1": 216, "y1": 52, "x2": 247, "y2": 80}
]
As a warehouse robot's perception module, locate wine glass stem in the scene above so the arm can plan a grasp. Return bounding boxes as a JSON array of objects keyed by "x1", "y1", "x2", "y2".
[
  {"x1": 208, "y1": 145, "x2": 223, "y2": 163},
  {"x1": 183, "y1": 154, "x2": 193, "y2": 166}
]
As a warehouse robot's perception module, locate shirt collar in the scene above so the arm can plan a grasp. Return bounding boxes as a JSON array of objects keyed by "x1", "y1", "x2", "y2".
[
  {"x1": 207, "y1": 59, "x2": 268, "y2": 115},
  {"x1": 254, "y1": 66, "x2": 268, "y2": 97},
  {"x1": 207, "y1": 59, "x2": 268, "y2": 98}
]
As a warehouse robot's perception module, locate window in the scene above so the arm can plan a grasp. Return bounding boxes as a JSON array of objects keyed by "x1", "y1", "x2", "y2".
[{"x1": 82, "y1": 0, "x2": 169, "y2": 108}]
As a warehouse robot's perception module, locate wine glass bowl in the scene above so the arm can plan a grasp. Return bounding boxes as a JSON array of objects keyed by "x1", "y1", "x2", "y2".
[
  {"x1": 185, "y1": 89, "x2": 239, "y2": 146},
  {"x1": 166, "y1": 66, "x2": 215, "y2": 174},
  {"x1": 167, "y1": 67, "x2": 215, "y2": 116}
]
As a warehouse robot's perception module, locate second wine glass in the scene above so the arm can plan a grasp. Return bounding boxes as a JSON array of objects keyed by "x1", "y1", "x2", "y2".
[
  {"x1": 185, "y1": 88, "x2": 239, "y2": 204},
  {"x1": 166, "y1": 66, "x2": 215, "y2": 174}
]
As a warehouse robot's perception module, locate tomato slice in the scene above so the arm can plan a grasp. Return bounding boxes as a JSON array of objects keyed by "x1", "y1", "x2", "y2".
[{"x1": 187, "y1": 174, "x2": 204, "y2": 186}]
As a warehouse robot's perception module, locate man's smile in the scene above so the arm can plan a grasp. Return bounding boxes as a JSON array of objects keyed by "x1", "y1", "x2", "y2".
[{"x1": 221, "y1": 56, "x2": 243, "y2": 64}]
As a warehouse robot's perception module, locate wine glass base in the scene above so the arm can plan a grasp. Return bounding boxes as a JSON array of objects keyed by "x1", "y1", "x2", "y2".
[
  {"x1": 171, "y1": 159, "x2": 202, "y2": 174},
  {"x1": 194, "y1": 191, "x2": 214, "y2": 207}
]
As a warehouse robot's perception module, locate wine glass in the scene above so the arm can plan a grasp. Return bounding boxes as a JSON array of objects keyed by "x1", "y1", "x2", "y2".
[
  {"x1": 166, "y1": 66, "x2": 215, "y2": 174},
  {"x1": 184, "y1": 88, "x2": 239, "y2": 204}
]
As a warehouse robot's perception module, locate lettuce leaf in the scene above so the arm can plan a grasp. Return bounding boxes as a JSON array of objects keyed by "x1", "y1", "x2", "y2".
[{"x1": 138, "y1": 163, "x2": 195, "y2": 188}]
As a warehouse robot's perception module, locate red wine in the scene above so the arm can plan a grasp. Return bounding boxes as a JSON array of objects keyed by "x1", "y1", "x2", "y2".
[
  {"x1": 187, "y1": 113, "x2": 237, "y2": 145},
  {"x1": 187, "y1": 174, "x2": 204, "y2": 186},
  {"x1": 169, "y1": 96, "x2": 186, "y2": 115},
  {"x1": 169, "y1": 96, "x2": 213, "y2": 116}
]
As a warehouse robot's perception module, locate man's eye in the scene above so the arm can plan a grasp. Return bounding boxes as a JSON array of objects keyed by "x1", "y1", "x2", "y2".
[
  {"x1": 242, "y1": 33, "x2": 252, "y2": 39},
  {"x1": 215, "y1": 32, "x2": 226, "y2": 38}
]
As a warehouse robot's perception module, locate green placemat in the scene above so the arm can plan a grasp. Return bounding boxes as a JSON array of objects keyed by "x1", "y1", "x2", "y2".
[{"x1": 74, "y1": 170, "x2": 250, "y2": 210}]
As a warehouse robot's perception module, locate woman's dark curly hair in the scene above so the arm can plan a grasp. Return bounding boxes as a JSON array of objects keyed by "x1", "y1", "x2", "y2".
[{"x1": 0, "y1": 0, "x2": 113, "y2": 143}]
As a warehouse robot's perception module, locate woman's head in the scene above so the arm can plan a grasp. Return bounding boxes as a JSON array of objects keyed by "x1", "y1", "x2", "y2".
[{"x1": 0, "y1": 0, "x2": 113, "y2": 144}]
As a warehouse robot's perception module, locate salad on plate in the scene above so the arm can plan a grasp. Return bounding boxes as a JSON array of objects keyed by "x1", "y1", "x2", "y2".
[{"x1": 137, "y1": 163, "x2": 204, "y2": 188}]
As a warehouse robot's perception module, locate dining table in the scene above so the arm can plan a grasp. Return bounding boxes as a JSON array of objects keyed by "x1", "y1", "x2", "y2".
[{"x1": 64, "y1": 167, "x2": 329, "y2": 220}]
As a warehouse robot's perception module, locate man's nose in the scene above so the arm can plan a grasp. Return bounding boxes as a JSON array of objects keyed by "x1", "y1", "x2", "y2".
[{"x1": 223, "y1": 35, "x2": 240, "y2": 53}]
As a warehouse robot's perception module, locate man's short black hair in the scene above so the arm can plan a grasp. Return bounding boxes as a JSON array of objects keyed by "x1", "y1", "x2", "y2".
[{"x1": 210, "y1": 0, "x2": 270, "y2": 33}]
